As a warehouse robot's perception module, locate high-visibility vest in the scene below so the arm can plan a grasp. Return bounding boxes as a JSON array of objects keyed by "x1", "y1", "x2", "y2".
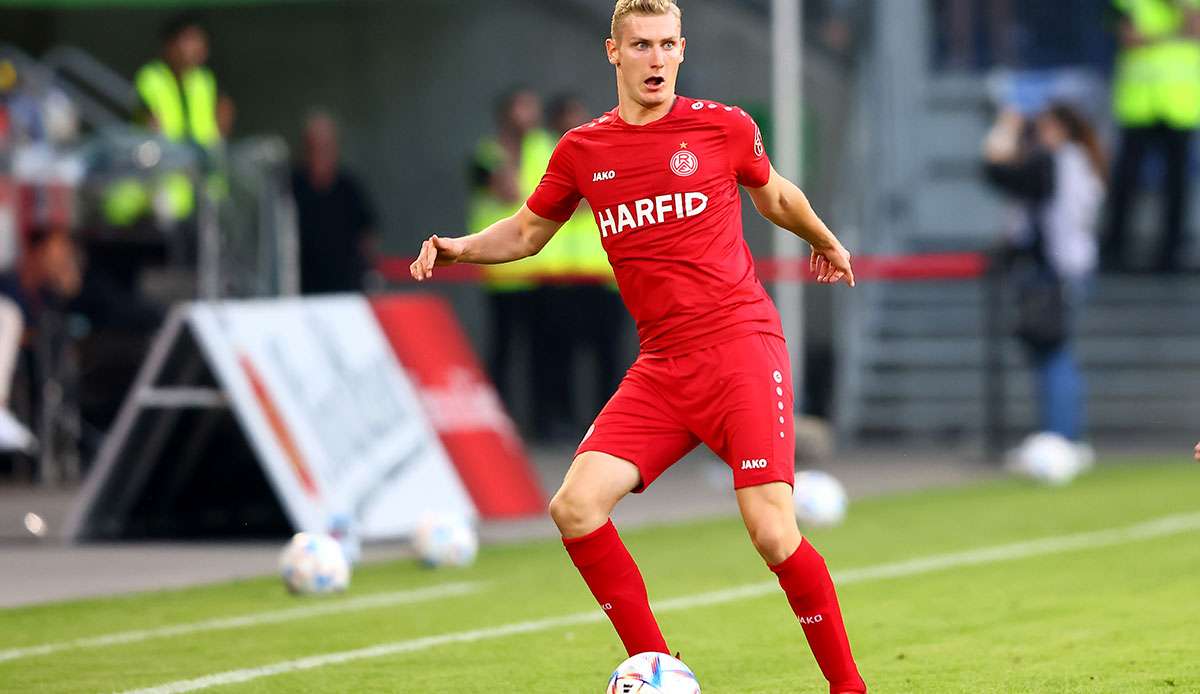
[
  {"x1": 542, "y1": 202, "x2": 616, "y2": 286},
  {"x1": 469, "y1": 129, "x2": 556, "y2": 291},
  {"x1": 113, "y1": 60, "x2": 222, "y2": 224},
  {"x1": 1113, "y1": 0, "x2": 1200, "y2": 128},
  {"x1": 135, "y1": 60, "x2": 220, "y2": 147}
]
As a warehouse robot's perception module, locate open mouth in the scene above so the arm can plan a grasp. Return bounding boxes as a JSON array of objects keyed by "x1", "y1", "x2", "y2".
[{"x1": 644, "y1": 76, "x2": 665, "y2": 88}]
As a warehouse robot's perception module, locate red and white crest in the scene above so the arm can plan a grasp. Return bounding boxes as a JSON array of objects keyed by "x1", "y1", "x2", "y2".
[
  {"x1": 670, "y1": 149, "x2": 699, "y2": 177},
  {"x1": 753, "y1": 124, "x2": 765, "y2": 158}
]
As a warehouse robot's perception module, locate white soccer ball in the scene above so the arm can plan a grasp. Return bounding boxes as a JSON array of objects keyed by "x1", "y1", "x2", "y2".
[
  {"x1": 793, "y1": 470, "x2": 848, "y2": 528},
  {"x1": 607, "y1": 652, "x2": 701, "y2": 694},
  {"x1": 278, "y1": 532, "x2": 351, "y2": 595},
  {"x1": 413, "y1": 513, "x2": 478, "y2": 568},
  {"x1": 1008, "y1": 432, "x2": 1082, "y2": 486}
]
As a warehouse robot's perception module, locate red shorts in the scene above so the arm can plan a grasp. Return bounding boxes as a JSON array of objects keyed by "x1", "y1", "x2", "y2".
[{"x1": 576, "y1": 332, "x2": 795, "y2": 492}]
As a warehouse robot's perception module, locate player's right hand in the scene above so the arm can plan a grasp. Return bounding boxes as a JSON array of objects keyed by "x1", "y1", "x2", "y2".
[{"x1": 410, "y1": 235, "x2": 465, "y2": 281}]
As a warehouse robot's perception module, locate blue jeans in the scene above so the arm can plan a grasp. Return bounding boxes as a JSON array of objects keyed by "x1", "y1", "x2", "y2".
[
  {"x1": 1033, "y1": 344, "x2": 1084, "y2": 440},
  {"x1": 1028, "y1": 277, "x2": 1090, "y2": 441}
]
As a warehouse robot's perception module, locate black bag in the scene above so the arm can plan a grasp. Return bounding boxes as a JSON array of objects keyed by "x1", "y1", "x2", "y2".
[{"x1": 1014, "y1": 273, "x2": 1067, "y2": 350}]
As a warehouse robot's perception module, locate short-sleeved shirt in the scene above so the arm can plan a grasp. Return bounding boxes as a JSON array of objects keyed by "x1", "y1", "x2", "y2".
[{"x1": 526, "y1": 95, "x2": 782, "y2": 356}]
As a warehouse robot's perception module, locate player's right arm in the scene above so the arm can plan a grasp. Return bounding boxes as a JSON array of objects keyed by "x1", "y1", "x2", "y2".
[
  {"x1": 412, "y1": 129, "x2": 582, "y2": 282},
  {"x1": 409, "y1": 205, "x2": 563, "y2": 281}
]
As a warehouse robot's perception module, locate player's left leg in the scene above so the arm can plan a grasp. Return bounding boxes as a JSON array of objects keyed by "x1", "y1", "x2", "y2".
[
  {"x1": 686, "y1": 333, "x2": 865, "y2": 693},
  {"x1": 736, "y1": 483, "x2": 866, "y2": 694}
]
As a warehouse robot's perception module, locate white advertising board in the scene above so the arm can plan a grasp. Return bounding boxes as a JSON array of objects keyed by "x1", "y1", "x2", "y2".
[{"x1": 187, "y1": 296, "x2": 476, "y2": 539}]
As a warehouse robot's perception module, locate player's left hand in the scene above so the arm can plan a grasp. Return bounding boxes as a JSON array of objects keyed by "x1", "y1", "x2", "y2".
[{"x1": 810, "y1": 242, "x2": 855, "y2": 287}]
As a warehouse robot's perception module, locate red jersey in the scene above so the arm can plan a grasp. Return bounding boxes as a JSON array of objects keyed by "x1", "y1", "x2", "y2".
[{"x1": 526, "y1": 95, "x2": 783, "y2": 356}]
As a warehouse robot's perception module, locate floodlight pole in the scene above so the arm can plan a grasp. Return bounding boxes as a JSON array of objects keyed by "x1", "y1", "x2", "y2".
[{"x1": 771, "y1": 0, "x2": 805, "y2": 410}]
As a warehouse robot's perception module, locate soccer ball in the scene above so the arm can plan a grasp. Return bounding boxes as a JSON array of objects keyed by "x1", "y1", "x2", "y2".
[
  {"x1": 1008, "y1": 432, "x2": 1083, "y2": 486},
  {"x1": 607, "y1": 652, "x2": 700, "y2": 694},
  {"x1": 413, "y1": 513, "x2": 478, "y2": 568},
  {"x1": 793, "y1": 470, "x2": 848, "y2": 527},
  {"x1": 278, "y1": 532, "x2": 351, "y2": 595}
]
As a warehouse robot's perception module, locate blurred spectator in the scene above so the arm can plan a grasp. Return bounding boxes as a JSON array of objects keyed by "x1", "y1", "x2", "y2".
[
  {"x1": 530, "y1": 94, "x2": 626, "y2": 442},
  {"x1": 0, "y1": 225, "x2": 83, "y2": 452},
  {"x1": 1103, "y1": 0, "x2": 1200, "y2": 272},
  {"x1": 291, "y1": 111, "x2": 378, "y2": 294},
  {"x1": 809, "y1": 0, "x2": 870, "y2": 63},
  {"x1": 136, "y1": 13, "x2": 233, "y2": 146},
  {"x1": 936, "y1": 0, "x2": 1016, "y2": 70},
  {"x1": 983, "y1": 105, "x2": 1106, "y2": 448},
  {"x1": 468, "y1": 87, "x2": 555, "y2": 424},
  {"x1": 104, "y1": 13, "x2": 233, "y2": 229}
]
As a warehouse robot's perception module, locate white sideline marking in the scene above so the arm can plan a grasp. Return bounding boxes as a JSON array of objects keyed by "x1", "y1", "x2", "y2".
[
  {"x1": 0, "y1": 581, "x2": 482, "y2": 664},
  {"x1": 116, "y1": 512, "x2": 1200, "y2": 694}
]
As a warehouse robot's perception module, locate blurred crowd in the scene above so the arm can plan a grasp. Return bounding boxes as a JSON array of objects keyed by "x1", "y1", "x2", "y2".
[
  {"x1": 0, "y1": 14, "x2": 379, "y2": 477},
  {"x1": 469, "y1": 87, "x2": 629, "y2": 443}
]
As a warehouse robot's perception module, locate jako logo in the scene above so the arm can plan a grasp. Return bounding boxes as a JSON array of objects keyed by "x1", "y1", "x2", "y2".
[
  {"x1": 601, "y1": 603, "x2": 613, "y2": 611},
  {"x1": 798, "y1": 614, "x2": 824, "y2": 625},
  {"x1": 741, "y1": 459, "x2": 768, "y2": 470},
  {"x1": 593, "y1": 170, "x2": 616, "y2": 182},
  {"x1": 596, "y1": 192, "x2": 708, "y2": 238}
]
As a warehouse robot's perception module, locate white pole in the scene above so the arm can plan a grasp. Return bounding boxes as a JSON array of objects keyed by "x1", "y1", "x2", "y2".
[{"x1": 771, "y1": 0, "x2": 805, "y2": 409}]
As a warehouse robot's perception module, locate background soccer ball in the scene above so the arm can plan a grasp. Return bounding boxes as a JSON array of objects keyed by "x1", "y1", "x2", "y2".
[
  {"x1": 413, "y1": 513, "x2": 479, "y2": 568},
  {"x1": 1008, "y1": 432, "x2": 1084, "y2": 486},
  {"x1": 793, "y1": 470, "x2": 849, "y2": 527},
  {"x1": 278, "y1": 532, "x2": 351, "y2": 595},
  {"x1": 607, "y1": 652, "x2": 700, "y2": 694}
]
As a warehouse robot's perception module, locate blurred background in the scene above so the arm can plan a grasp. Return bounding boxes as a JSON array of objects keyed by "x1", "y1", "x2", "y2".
[{"x1": 0, "y1": 0, "x2": 1197, "y2": 603}]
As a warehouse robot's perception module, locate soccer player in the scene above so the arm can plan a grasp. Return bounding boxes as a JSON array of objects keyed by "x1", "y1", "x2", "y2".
[{"x1": 410, "y1": 1, "x2": 865, "y2": 691}]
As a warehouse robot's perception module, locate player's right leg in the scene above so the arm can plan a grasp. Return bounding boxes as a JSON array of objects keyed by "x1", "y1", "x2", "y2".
[
  {"x1": 551, "y1": 361, "x2": 698, "y2": 657},
  {"x1": 550, "y1": 451, "x2": 639, "y2": 538},
  {"x1": 551, "y1": 452, "x2": 672, "y2": 657}
]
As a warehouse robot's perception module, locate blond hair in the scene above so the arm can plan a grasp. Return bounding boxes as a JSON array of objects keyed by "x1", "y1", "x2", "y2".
[{"x1": 611, "y1": 0, "x2": 682, "y2": 39}]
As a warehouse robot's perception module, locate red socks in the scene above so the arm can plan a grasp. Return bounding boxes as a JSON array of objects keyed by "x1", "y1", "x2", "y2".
[
  {"x1": 562, "y1": 522, "x2": 863, "y2": 692},
  {"x1": 770, "y1": 539, "x2": 866, "y2": 694},
  {"x1": 562, "y1": 519, "x2": 669, "y2": 657}
]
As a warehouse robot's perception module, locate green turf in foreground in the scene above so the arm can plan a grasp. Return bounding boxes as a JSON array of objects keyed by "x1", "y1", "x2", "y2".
[{"x1": 1, "y1": 459, "x2": 1197, "y2": 693}]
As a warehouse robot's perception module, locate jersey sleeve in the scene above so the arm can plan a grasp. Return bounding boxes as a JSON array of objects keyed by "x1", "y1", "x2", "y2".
[
  {"x1": 729, "y1": 110, "x2": 771, "y2": 188},
  {"x1": 525, "y1": 135, "x2": 583, "y2": 223}
]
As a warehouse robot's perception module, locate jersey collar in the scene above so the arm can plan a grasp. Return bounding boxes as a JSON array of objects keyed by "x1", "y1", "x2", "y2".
[{"x1": 609, "y1": 95, "x2": 690, "y2": 128}]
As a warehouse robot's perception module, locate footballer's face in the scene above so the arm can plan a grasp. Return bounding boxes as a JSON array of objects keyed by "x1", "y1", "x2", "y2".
[{"x1": 607, "y1": 13, "x2": 685, "y2": 111}]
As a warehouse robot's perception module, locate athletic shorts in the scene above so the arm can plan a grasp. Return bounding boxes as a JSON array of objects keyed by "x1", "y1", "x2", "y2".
[{"x1": 576, "y1": 332, "x2": 795, "y2": 492}]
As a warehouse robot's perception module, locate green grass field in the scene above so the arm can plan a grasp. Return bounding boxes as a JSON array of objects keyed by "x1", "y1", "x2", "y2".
[{"x1": 2, "y1": 459, "x2": 1198, "y2": 693}]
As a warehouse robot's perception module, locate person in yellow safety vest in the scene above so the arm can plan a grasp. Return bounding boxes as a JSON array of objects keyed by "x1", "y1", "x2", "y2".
[
  {"x1": 105, "y1": 14, "x2": 233, "y2": 227},
  {"x1": 1104, "y1": 0, "x2": 1200, "y2": 272},
  {"x1": 527, "y1": 94, "x2": 630, "y2": 442},
  {"x1": 468, "y1": 87, "x2": 553, "y2": 417}
]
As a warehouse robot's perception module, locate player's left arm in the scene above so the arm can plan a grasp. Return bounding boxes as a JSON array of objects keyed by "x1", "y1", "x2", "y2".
[{"x1": 747, "y1": 166, "x2": 855, "y2": 287}]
